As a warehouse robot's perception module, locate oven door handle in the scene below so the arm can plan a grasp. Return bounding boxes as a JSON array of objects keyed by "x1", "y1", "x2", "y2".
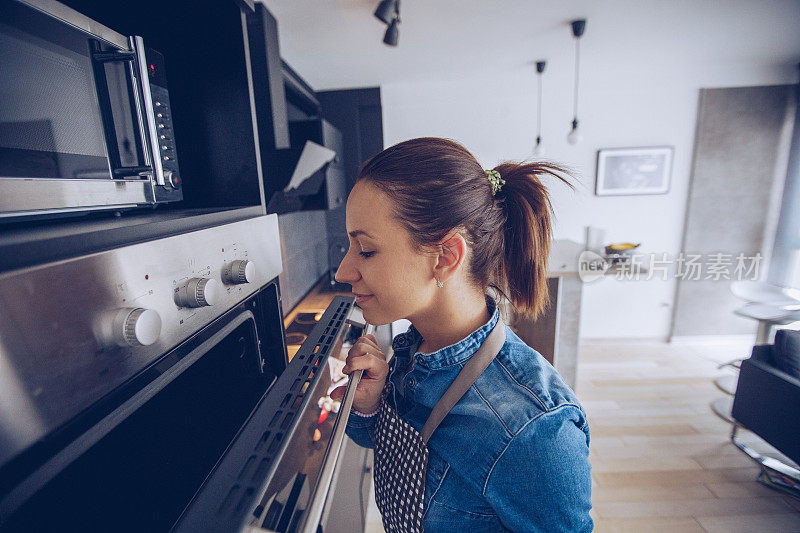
[{"x1": 300, "y1": 324, "x2": 372, "y2": 533}]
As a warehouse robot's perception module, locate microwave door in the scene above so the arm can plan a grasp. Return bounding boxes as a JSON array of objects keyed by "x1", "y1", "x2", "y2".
[{"x1": 90, "y1": 43, "x2": 154, "y2": 184}]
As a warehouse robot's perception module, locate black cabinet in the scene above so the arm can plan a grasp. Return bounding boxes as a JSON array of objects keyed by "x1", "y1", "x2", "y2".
[
  {"x1": 60, "y1": 0, "x2": 264, "y2": 212},
  {"x1": 265, "y1": 118, "x2": 346, "y2": 214},
  {"x1": 246, "y1": 3, "x2": 346, "y2": 215},
  {"x1": 289, "y1": 118, "x2": 346, "y2": 210},
  {"x1": 247, "y1": 4, "x2": 290, "y2": 153},
  {"x1": 318, "y1": 88, "x2": 384, "y2": 192}
]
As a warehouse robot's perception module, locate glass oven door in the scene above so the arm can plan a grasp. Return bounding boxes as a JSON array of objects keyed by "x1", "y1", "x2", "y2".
[{"x1": 173, "y1": 296, "x2": 359, "y2": 533}]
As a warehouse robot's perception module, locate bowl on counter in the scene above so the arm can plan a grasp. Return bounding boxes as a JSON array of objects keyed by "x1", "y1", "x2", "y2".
[{"x1": 604, "y1": 242, "x2": 640, "y2": 263}]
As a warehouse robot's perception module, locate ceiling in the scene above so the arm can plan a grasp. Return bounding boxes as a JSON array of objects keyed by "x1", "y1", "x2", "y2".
[{"x1": 260, "y1": 0, "x2": 800, "y2": 91}]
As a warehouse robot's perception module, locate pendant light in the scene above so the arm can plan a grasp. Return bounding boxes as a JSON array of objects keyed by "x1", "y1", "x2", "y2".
[
  {"x1": 533, "y1": 60, "x2": 547, "y2": 156},
  {"x1": 374, "y1": 0, "x2": 396, "y2": 23},
  {"x1": 374, "y1": 0, "x2": 400, "y2": 46},
  {"x1": 567, "y1": 19, "x2": 586, "y2": 145}
]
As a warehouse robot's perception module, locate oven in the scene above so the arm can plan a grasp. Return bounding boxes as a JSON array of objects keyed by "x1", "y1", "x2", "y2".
[
  {"x1": 0, "y1": 0, "x2": 183, "y2": 220},
  {"x1": 0, "y1": 215, "x2": 365, "y2": 532}
]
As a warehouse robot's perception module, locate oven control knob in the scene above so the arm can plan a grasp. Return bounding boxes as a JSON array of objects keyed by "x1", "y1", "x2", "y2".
[
  {"x1": 174, "y1": 277, "x2": 221, "y2": 308},
  {"x1": 222, "y1": 260, "x2": 255, "y2": 284},
  {"x1": 114, "y1": 308, "x2": 162, "y2": 347}
]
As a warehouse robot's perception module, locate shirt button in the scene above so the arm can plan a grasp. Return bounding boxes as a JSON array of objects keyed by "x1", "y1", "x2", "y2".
[{"x1": 408, "y1": 377, "x2": 415, "y2": 387}]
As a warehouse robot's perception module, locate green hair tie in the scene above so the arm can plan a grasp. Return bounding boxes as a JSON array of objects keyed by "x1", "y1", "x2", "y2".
[{"x1": 485, "y1": 169, "x2": 505, "y2": 196}]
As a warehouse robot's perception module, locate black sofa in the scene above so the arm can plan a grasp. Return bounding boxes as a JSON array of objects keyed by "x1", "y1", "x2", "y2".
[{"x1": 731, "y1": 328, "x2": 800, "y2": 479}]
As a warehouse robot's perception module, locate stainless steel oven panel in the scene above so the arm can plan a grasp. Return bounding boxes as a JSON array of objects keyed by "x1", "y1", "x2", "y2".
[
  {"x1": 0, "y1": 309, "x2": 264, "y2": 522},
  {"x1": 0, "y1": 214, "x2": 282, "y2": 471},
  {"x1": 0, "y1": 177, "x2": 154, "y2": 218},
  {"x1": 17, "y1": 0, "x2": 129, "y2": 49}
]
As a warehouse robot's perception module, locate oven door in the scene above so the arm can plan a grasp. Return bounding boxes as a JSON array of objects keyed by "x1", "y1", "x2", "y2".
[
  {"x1": 1, "y1": 291, "x2": 362, "y2": 533},
  {"x1": 0, "y1": 0, "x2": 160, "y2": 219},
  {"x1": 173, "y1": 296, "x2": 363, "y2": 533},
  {"x1": 1, "y1": 282, "x2": 287, "y2": 531}
]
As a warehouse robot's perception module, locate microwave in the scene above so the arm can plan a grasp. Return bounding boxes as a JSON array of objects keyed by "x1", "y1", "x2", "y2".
[{"x1": 0, "y1": 0, "x2": 183, "y2": 220}]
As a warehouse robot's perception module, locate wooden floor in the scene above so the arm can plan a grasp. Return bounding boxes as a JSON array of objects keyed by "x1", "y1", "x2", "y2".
[
  {"x1": 364, "y1": 338, "x2": 800, "y2": 532},
  {"x1": 582, "y1": 338, "x2": 800, "y2": 532}
]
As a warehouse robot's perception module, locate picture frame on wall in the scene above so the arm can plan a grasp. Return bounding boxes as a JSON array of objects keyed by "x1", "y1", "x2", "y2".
[{"x1": 595, "y1": 146, "x2": 674, "y2": 196}]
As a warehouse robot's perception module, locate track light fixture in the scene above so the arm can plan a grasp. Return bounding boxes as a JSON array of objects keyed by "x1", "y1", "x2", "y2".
[
  {"x1": 567, "y1": 19, "x2": 586, "y2": 145},
  {"x1": 374, "y1": 0, "x2": 400, "y2": 47}
]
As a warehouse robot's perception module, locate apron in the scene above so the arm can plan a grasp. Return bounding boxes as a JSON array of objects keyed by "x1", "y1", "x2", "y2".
[{"x1": 372, "y1": 318, "x2": 507, "y2": 532}]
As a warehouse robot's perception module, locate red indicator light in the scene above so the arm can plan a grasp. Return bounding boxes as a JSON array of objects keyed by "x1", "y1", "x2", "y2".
[
  {"x1": 150, "y1": 64, "x2": 155, "y2": 70},
  {"x1": 318, "y1": 408, "x2": 328, "y2": 425}
]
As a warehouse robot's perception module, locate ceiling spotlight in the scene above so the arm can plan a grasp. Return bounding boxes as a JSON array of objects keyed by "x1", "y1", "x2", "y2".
[
  {"x1": 374, "y1": 0, "x2": 397, "y2": 24},
  {"x1": 383, "y1": 17, "x2": 400, "y2": 46}
]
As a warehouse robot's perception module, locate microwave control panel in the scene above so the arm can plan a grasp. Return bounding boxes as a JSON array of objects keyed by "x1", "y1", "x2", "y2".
[
  {"x1": 150, "y1": 87, "x2": 181, "y2": 191},
  {"x1": 135, "y1": 38, "x2": 183, "y2": 202}
]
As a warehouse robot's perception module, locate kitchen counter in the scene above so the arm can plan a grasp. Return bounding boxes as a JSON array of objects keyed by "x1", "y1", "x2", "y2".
[
  {"x1": 502, "y1": 239, "x2": 587, "y2": 390},
  {"x1": 546, "y1": 238, "x2": 586, "y2": 277}
]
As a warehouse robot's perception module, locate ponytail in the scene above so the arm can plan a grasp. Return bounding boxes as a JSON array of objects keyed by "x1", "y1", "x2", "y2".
[{"x1": 492, "y1": 162, "x2": 573, "y2": 321}]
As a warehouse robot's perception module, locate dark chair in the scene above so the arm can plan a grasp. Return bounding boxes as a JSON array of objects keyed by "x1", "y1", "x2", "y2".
[{"x1": 731, "y1": 329, "x2": 800, "y2": 481}]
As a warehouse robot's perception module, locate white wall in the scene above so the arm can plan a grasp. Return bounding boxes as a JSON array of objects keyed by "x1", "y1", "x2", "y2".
[
  {"x1": 267, "y1": 0, "x2": 800, "y2": 339},
  {"x1": 380, "y1": 61, "x2": 798, "y2": 340}
]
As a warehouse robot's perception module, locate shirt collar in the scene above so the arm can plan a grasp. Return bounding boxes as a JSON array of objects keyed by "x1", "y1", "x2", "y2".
[{"x1": 391, "y1": 294, "x2": 500, "y2": 370}]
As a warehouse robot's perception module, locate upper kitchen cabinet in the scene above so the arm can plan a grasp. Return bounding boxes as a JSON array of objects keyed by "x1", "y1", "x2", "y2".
[
  {"x1": 318, "y1": 87, "x2": 384, "y2": 193},
  {"x1": 59, "y1": 0, "x2": 265, "y2": 212},
  {"x1": 246, "y1": 3, "x2": 347, "y2": 215}
]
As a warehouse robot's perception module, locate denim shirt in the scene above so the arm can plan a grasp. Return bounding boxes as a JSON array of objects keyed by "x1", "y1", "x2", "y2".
[{"x1": 346, "y1": 296, "x2": 593, "y2": 532}]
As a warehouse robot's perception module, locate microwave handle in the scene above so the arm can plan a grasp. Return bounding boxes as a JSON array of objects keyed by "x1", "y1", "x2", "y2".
[
  {"x1": 128, "y1": 46, "x2": 155, "y2": 171},
  {"x1": 91, "y1": 45, "x2": 155, "y2": 180}
]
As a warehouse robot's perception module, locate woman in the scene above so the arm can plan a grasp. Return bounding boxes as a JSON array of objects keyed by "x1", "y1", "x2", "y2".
[{"x1": 333, "y1": 137, "x2": 592, "y2": 532}]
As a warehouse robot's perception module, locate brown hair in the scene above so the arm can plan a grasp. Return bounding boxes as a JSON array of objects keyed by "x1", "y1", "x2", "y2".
[{"x1": 356, "y1": 137, "x2": 573, "y2": 321}]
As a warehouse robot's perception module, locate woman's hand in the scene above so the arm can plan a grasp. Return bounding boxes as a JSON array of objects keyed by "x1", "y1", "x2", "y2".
[{"x1": 331, "y1": 333, "x2": 389, "y2": 413}]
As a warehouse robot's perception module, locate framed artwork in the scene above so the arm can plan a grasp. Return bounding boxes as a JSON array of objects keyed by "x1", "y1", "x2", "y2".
[{"x1": 595, "y1": 146, "x2": 674, "y2": 196}]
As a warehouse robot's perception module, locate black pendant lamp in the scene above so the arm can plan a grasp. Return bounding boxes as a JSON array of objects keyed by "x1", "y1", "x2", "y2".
[
  {"x1": 374, "y1": 0, "x2": 400, "y2": 46},
  {"x1": 534, "y1": 60, "x2": 547, "y2": 157},
  {"x1": 374, "y1": 0, "x2": 396, "y2": 23},
  {"x1": 567, "y1": 19, "x2": 586, "y2": 145}
]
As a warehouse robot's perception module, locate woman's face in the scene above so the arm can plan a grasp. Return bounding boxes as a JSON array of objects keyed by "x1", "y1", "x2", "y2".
[{"x1": 334, "y1": 180, "x2": 437, "y2": 325}]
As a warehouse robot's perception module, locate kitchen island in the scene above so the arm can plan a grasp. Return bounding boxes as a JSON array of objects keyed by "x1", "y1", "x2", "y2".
[{"x1": 500, "y1": 239, "x2": 586, "y2": 390}]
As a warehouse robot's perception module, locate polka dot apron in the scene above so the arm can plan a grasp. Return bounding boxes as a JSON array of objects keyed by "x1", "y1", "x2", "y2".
[{"x1": 372, "y1": 319, "x2": 506, "y2": 532}]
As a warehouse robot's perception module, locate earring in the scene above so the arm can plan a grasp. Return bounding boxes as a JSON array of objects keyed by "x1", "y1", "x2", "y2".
[{"x1": 436, "y1": 279, "x2": 444, "y2": 288}]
